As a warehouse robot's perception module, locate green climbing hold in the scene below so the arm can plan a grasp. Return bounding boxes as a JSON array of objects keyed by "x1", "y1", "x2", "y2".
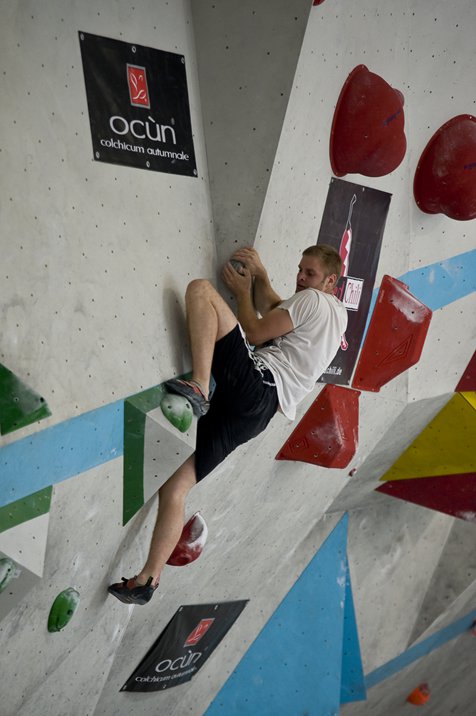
[
  {"x1": 0, "y1": 363, "x2": 51, "y2": 435},
  {"x1": 47, "y1": 587, "x2": 80, "y2": 632},
  {"x1": 160, "y1": 393, "x2": 193, "y2": 433},
  {"x1": 0, "y1": 557, "x2": 19, "y2": 594}
]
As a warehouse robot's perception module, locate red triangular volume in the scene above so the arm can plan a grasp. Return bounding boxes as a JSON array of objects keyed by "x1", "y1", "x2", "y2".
[
  {"x1": 455, "y1": 350, "x2": 476, "y2": 392},
  {"x1": 376, "y1": 473, "x2": 476, "y2": 522},
  {"x1": 352, "y1": 275, "x2": 432, "y2": 392},
  {"x1": 330, "y1": 65, "x2": 406, "y2": 178},
  {"x1": 276, "y1": 385, "x2": 360, "y2": 468}
]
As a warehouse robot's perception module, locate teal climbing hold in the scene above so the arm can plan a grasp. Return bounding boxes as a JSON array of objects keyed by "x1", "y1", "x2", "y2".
[
  {"x1": 0, "y1": 363, "x2": 51, "y2": 435},
  {"x1": 47, "y1": 588, "x2": 80, "y2": 632},
  {"x1": 0, "y1": 557, "x2": 19, "y2": 594},
  {"x1": 160, "y1": 393, "x2": 193, "y2": 433}
]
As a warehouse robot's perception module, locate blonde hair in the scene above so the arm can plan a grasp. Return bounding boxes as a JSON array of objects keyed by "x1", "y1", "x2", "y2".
[{"x1": 302, "y1": 244, "x2": 342, "y2": 277}]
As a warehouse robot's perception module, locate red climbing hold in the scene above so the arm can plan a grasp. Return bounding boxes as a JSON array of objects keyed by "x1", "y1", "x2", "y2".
[
  {"x1": 352, "y1": 275, "x2": 432, "y2": 392},
  {"x1": 276, "y1": 384, "x2": 360, "y2": 468},
  {"x1": 414, "y1": 114, "x2": 476, "y2": 221},
  {"x1": 330, "y1": 65, "x2": 406, "y2": 177},
  {"x1": 167, "y1": 512, "x2": 208, "y2": 566}
]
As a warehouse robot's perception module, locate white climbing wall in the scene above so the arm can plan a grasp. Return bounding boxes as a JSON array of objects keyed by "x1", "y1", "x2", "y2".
[{"x1": 1, "y1": 1, "x2": 476, "y2": 715}]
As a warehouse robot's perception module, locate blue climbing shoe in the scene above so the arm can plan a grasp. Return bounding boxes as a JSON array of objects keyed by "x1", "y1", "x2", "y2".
[{"x1": 108, "y1": 576, "x2": 158, "y2": 605}]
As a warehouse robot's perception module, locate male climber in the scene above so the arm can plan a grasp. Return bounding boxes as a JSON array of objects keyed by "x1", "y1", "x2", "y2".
[{"x1": 108, "y1": 244, "x2": 348, "y2": 605}]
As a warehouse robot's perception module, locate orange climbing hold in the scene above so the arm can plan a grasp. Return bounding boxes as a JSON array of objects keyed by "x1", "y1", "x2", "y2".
[
  {"x1": 352, "y1": 275, "x2": 432, "y2": 392},
  {"x1": 406, "y1": 683, "x2": 430, "y2": 706},
  {"x1": 275, "y1": 384, "x2": 360, "y2": 468}
]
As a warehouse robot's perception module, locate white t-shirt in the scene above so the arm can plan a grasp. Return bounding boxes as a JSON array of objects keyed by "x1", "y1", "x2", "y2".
[{"x1": 254, "y1": 289, "x2": 348, "y2": 420}]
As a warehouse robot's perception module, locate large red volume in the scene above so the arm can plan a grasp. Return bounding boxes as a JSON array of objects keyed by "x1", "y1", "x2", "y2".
[
  {"x1": 276, "y1": 384, "x2": 360, "y2": 468},
  {"x1": 352, "y1": 275, "x2": 432, "y2": 392},
  {"x1": 414, "y1": 114, "x2": 476, "y2": 221},
  {"x1": 455, "y1": 350, "x2": 476, "y2": 392},
  {"x1": 376, "y1": 473, "x2": 476, "y2": 522},
  {"x1": 330, "y1": 65, "x2": 406, "y2": 177}
]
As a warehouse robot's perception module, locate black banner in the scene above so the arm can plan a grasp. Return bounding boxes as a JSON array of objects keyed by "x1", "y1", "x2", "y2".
[
  {"x1": 318, "y1": 178, "x2": 391, "y2": 385},
  {"x1": 121, "y1": 601, "x2": 247, "y2": 692},
  {"x1": 79, "y1": 32, "x2": 197, "y2": 176}
]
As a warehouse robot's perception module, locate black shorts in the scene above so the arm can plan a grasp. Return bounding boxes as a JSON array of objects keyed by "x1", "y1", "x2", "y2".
[{"x1": 195, "y1": 325, "x2": 279, "y2": 481}]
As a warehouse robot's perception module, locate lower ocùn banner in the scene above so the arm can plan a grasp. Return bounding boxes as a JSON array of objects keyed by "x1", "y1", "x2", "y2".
[{"x1": 121, "y1": 600, "x2": 248, "y2": 692}]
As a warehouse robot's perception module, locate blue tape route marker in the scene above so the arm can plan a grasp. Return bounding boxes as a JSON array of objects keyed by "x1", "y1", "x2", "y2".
[
  {"x1": 0, "y1": 401, "x2": 124, "y2": 508},
  {"x1": 365, "y1": 608, "x2": 476, "y2": 689}
]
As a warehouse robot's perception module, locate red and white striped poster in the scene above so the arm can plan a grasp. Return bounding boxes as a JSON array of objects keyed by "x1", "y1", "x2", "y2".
[{"x1": 317, "y1": 178, "x2": 391, "y2": 385}]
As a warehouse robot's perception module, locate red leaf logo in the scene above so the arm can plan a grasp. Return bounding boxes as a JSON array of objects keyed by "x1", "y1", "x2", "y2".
[
  {"x1": 127, "y1": 64, "x2": 150, "y2": 108},
  {"x1": 184, "y1": 619, "x2": 215, "y2": 647}
]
